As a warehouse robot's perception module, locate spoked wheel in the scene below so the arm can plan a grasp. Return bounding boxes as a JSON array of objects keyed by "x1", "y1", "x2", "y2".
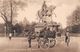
[
  {"x1": 40, "y1": 38, "x2": 49, "y2": 48},
  {"x1": 49, "y1": 38, "x2": 56, "y2": 48}
]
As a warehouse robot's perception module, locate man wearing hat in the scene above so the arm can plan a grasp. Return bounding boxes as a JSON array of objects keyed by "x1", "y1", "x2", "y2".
[{"x1": 65, "y1": 29, "x2": 70, "y2": 46}]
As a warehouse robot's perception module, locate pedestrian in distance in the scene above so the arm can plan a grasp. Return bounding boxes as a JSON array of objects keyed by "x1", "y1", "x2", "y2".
[
  {"x1": 9, "y1": 33, "x2": 12, "y2": 40},
  {"x1": 27, "y1": 31, "x2": 33, "y2": 48},
  {"x1": 65, "y1": 29, "x2": 70, "y2": 46}
]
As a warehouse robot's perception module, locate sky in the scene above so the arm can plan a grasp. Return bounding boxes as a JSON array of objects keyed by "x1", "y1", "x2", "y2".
[{"x1": 0, "y1": 0, "x2": 80, "y2": 28}]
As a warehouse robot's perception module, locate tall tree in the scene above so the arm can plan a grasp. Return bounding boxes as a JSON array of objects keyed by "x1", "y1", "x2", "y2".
[
  {"x1": 0, "y1": 0, "x2": 27, "y2": 35},
  {"x1": 67, "y1": 6, "x2": 80, "y2": 33},
  {"x1": 22, "y1": 17, "x2": 30, "y2": 29},
  {"x1": 67, "y1": 6, "x2": 80, "y2": 26}
]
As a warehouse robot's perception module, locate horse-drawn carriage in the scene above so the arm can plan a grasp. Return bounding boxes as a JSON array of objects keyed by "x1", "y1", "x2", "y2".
[{"x1": 34, "y1": 23, "x2": 61, "y2": 48}]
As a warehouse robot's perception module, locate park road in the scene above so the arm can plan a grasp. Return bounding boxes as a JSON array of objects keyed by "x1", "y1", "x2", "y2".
[{"x1": 0, "y1": 36, "x2": 79, "y2": 52}]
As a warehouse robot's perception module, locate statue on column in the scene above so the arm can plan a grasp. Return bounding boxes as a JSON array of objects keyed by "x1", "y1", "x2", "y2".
[{"x1": 37, "y1": 1, "x2": 56, "y2": 23}]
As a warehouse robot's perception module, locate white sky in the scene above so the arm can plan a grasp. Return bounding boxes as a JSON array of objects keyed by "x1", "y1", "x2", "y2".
[{"x1": 0, "y1": 0, "x2": 80, "y2": 28}]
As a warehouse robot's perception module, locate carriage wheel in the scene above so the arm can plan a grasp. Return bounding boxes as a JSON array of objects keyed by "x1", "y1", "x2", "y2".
[
  {"x1": 40, "y1": 38, "x2": 49, "y2": 48},
  {"x1": 49, "y1": 39, "x2": 56, "y2": 48}
]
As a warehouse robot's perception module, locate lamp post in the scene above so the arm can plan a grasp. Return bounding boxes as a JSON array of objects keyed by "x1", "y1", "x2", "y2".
[
  {"x1": 14, "y1": 30, "x2": 16, "y2": 37},
  {"x1": 4, "y1": 26, "x2": 6, "y2": 37}
]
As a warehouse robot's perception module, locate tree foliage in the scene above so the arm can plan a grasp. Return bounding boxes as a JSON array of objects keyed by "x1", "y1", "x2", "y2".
[
  {"x1": 67, "y1": 6, "x2": 80, "y2": 33},
  {"x1": 0, "y1": 0, "x2": 27, "y2": 23},
  {"x1": 67, "y1": 6, "x2": 80, "y2": 26},
  {"x1": 0, "y1": 0, "x2": 27, "y2": 35}
]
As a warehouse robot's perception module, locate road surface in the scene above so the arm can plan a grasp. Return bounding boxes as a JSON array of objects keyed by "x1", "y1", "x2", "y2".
[{"x1": 0, "y1": 36, "x2": 80, "y2": 52}]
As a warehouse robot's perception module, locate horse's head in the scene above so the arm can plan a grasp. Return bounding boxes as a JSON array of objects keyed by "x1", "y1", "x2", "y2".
[{"x1": 47, "y1": 5, "x2": 56, "y2": 13}]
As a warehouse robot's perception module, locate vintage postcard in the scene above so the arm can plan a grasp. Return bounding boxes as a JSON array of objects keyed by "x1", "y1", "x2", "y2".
[{"x1": 0, "y1": 0, "x2": 80, "y2": 52}]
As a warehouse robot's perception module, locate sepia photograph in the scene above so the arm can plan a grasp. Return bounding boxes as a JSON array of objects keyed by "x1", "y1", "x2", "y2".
[{"x1": 0, "y1": 0, "x2": 80, "y2": 52}]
